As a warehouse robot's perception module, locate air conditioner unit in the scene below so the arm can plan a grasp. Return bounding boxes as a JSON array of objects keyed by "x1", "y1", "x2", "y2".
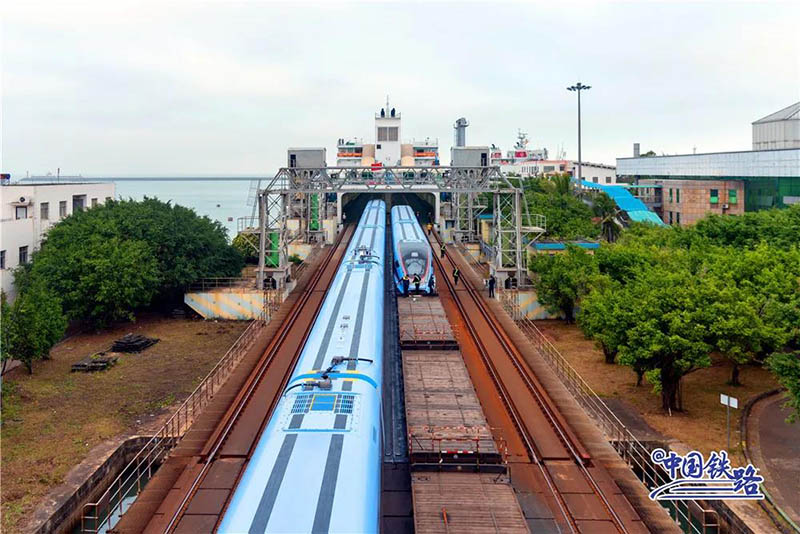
[{"x1": 722, "y1": 203, "x2": 729, "y2": 210}]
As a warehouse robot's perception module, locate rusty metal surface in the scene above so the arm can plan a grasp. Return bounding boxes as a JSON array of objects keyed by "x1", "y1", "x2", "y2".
[
  {"x1": 411, "y1": 472, "x2": 528, "y2": 534},
  {"x1": 137, "y1": 225, "x2": 356, "y2": 533},
  {"x1": 428, "y1": 231, "x2": 641, "y2": 534},
  {"x1": 404, "y1": 350, "x2": 503, "y2": 470}
]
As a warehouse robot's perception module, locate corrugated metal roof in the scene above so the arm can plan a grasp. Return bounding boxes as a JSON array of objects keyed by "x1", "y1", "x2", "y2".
[
  {"x1": 579, "y1": 180, "x2": 668, "y2": 226},
  {"x1": 752, "y1": 102, "x2": 800, "y2": 124}
]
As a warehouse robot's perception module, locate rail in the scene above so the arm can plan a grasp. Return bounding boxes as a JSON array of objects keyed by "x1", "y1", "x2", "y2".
[
  {"x1": 498, "y1": 289, "x2": 748, "y2": 534},
  {"x1": 162, "y1": 224, "x2": 354, "y2": 532},
  {"x1": 80, "y1": 315, "x2": 270, "y2": 533}
]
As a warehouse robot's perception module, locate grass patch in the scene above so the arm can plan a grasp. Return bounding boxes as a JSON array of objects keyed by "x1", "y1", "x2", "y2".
[{"x1": 0, "y1": 315, "x2": 248, "y2": 533}]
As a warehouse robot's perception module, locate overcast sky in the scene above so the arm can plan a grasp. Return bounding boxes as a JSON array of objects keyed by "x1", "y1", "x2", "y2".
[{"x1": 2, "y1": 0, "x2": 798, "y2": 177}]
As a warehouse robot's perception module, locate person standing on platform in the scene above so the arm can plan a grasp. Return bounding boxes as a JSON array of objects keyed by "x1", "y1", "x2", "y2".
[
  {"x1": 440, "y1": 243, "x2": 446, "y2": 259},
  {"x1": 402, "y1": 274, "x2": 410, "y2": 297},
  {"x1": 426, "y1": 222, "x2": 433, "y2": 235},
  {"x1": 488, "y1": 273, "x2": 496, "y2": 298},
  {"x1": 412, "y1": 273, "x2": 421, "y2": 293},
  {"x1": 453, "y1": 266, "x2": 460, "y2": 286},
  {"x1": 429, "y1": 274, "x2": 436, "y2": 295}
]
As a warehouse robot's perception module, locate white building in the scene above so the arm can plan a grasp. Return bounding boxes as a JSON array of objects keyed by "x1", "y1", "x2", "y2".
[
  {"x1": 752, "y1": 102, "x2": 800, "y2": 150},
  {"x1": 0, "y1": 181, "x2": 116, "y2": 299},
  {"x1": 499, "y1": 159, "x2": 618, "y2": 184}
]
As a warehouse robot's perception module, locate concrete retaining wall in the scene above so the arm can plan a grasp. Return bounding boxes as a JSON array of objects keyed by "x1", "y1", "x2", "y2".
[
  {"x1": 27, "y1": 436, "x2": 169, "y2": 534},
  {"x1": 184, "y1": 291, "x2": 265, "y2": 320}
]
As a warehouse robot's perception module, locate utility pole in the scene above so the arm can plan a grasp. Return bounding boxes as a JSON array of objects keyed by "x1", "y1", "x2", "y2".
[{"x1": 567, "y1": 82, "x2": 591, "y2": 183}]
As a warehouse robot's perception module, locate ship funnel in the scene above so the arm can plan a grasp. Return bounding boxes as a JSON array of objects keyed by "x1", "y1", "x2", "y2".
[{"x1": 454, "y1": 117, "x2": 469, "y2": 147}]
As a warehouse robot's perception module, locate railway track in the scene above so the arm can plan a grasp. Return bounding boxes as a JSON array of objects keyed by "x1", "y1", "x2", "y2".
[
  {"x1": 147, "y1": 225, "x2": 356, "y2": 533},
  {"x1": 429, "y1": 232, "x2": 637, "y2": 534}
]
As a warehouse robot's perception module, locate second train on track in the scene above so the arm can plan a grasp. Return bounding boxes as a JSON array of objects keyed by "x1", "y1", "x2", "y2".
[{"x1": 391, "y1": 204, "x2": 434, "y2": 295}]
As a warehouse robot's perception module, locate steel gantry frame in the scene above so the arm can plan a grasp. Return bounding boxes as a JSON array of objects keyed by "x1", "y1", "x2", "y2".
[{"x1": 256, "y1": 166, "x2": 545, "y2": 288}]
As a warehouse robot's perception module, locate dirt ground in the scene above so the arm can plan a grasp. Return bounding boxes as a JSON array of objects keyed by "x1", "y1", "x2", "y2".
[
  {"x1": 0, "y1": 314, "x2": 248, "y2": 533},
  {"x1": 534, "y1": 320, "x2": 782, "y2": 461}
]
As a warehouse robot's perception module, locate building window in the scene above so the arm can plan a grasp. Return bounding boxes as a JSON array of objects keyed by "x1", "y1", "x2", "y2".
[
  {"x1": 592, "y1": 177, "x2": 598, "y2": 183},
  {"x1": 544, "y1": 165, "x2": 555, "y2": 172},
  {"x1": 59, "y1": 201, "x2": 67, "y2": 218},
  {"x1": 668, "y1": 188, "x2": 673, "y2": 203},
  {"x1": 729, "y1": 189, "x2": 738, "y2": 204},
  {"x1": 710, "y1": 189, "x2": 719, "y2": 204},
  {"x1": 91, "y1": 198, "x2": 98, "y2": 207},
  {"x1": 72, "y1": 195, "x2": 86, "y2": 212},
  {"x1": 16, "y1": 206, "x2": 28, "y2": 219},
  {"x1": 676, "y1": 212, "x2": 681, "y2": 224},
  {"x1": 676, "y1": 189, "x2": 680, "y2": 203},
  {"x1": 41, "y1": 202, "x2": 49, "y2": 220},
  {"x1": 605, "y1": 176, "x2": 612, "y2": 183},
  {"x1": 669, "y1": 211, "x2": 673, "y2": 224},
  {"x1": 19, "y1": 246, "x2": 28, "y2": 265},
  {"x1": 0, "y1": 250, "x2": 5, "y2": 269},
  {"x1": 377, "y1": 127, "x2": 399, "y2": 142}
]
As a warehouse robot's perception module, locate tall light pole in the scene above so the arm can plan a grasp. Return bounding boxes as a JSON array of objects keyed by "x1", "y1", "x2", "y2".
[{"x1": 567, "y1": 82, "x2": 591, "y2": 183}]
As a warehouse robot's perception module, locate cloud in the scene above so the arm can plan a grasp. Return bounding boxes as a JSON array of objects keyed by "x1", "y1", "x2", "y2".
[{"x1": 1, "y1": 1, "x2": 798, "y2": 175}]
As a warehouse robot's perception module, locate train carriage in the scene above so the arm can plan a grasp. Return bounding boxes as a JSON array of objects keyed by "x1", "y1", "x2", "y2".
[
  {"x1": 218, "y1": 200, "x2": 386, "y2": 534},
  {"x1": 391, "y1": 205, "x2": 434, "y2": 295}
]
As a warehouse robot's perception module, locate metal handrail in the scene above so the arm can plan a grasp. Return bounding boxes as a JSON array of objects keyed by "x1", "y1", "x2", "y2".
[
  {"x1": 80, "y1": 301, "x2": 278, "y2": 533},
  {"x1": 498, "y1": 289, "x2": 749, "y2": 534}
]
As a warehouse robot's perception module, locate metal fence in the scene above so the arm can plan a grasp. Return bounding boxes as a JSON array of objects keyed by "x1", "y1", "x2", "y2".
[
  {"x1": 80, "y1": 315, "x2": 270, "y2": 533},
  {"x1": 188, "y1": 277, "x2": 259, "y2": 292},
  {"x1": 498, "y1": 289, "x2": 749, "y2": 534}
]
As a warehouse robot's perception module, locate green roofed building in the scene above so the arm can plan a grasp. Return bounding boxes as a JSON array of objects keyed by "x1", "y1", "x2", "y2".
[{"x1": 616, "y1": 102, "x2": 800, "y2": 226}]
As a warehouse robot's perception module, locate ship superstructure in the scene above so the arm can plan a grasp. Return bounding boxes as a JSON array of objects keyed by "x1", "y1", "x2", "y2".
[
  {"x1": 336, "y1": 103, "x2": 439, "y2": 167},
  {"x1": 490, "y1": 130, "x2": 548, "y2": 165}
]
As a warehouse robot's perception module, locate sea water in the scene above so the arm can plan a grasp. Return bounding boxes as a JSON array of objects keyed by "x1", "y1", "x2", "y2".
[{"x1": 113, "y1": 179, "x2": 254, "y2": 239}]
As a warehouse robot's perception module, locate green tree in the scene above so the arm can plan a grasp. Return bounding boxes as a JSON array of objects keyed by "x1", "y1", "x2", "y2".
[
  {"x1": 26, "y1": 198, "x2": 244, "y2": 327},
  {"x1": 766, "y1": 352, "x2": 800, "y2": 423},
  {"x1": 1, "y1": 292, "x2": 12, "y2": 375},
  {"x1": 232, "y1": 232, "x2": 259, "y2": 263},
  {"x1": 705, "y1": 246, "x2": 800, "y2": 385},
  {"x1": 529, "y1": 246, "x2": 599, "y2": 322},
  {"x1": 592, "y1": 192, "x2": 621, "y2": 243},
  {"x1": 578, "y1": 278, "x2": 633, "y2": 366},
  {"x1": 615, "y1": 265, "x2": 714, "y2": 411},
  {"x1": 1, "y1": 285, "x2": 67, "y2": 374}
]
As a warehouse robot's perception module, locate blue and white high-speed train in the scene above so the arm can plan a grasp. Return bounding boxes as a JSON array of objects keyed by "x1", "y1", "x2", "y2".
[
  {"x1": 391, "y1": 205, "x2": 434, "y2": 294},
  {"x1": 218, "y1": 200, "x2": 386, "y2": 534}
]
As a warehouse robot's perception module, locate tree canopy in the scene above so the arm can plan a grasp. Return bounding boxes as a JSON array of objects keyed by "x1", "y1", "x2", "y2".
[
  {"x1": 1, "y1": 285, "x2": 67, "y2": 374},
  {"x1": 22, "y1": 198, "x2": 244, "y2": 327},
  {"x1": 528, "y1": 246, "x2": 598, "y2": 322},
  {"x1": 540, "y1": 205, "x2": 800, "y2": 414}
]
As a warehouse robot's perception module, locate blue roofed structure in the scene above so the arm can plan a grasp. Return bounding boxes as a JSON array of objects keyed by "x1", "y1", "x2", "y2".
[{"x1": 579, "y1": 180, "x2": 667, "y2": 226}]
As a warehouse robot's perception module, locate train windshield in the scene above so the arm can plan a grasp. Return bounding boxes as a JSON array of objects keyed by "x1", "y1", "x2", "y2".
[{"x1": 398, "y1": 241, "x2": 429, "y2": 277}]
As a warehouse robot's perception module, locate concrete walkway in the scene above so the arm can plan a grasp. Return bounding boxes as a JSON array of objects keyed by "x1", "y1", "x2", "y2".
[{"x1": 746, "y1": 392, "x2": 800, "y2": 527}]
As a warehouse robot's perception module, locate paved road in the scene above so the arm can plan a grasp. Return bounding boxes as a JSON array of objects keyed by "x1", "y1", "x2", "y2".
[{"x1": 749, "y1": 393, "x2": 800, "y2": 526}]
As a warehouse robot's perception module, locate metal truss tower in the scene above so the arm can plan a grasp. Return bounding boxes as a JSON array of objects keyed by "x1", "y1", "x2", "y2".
[{"x1": 256, "y1": 166, "x2": 545, "y2": 288}]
